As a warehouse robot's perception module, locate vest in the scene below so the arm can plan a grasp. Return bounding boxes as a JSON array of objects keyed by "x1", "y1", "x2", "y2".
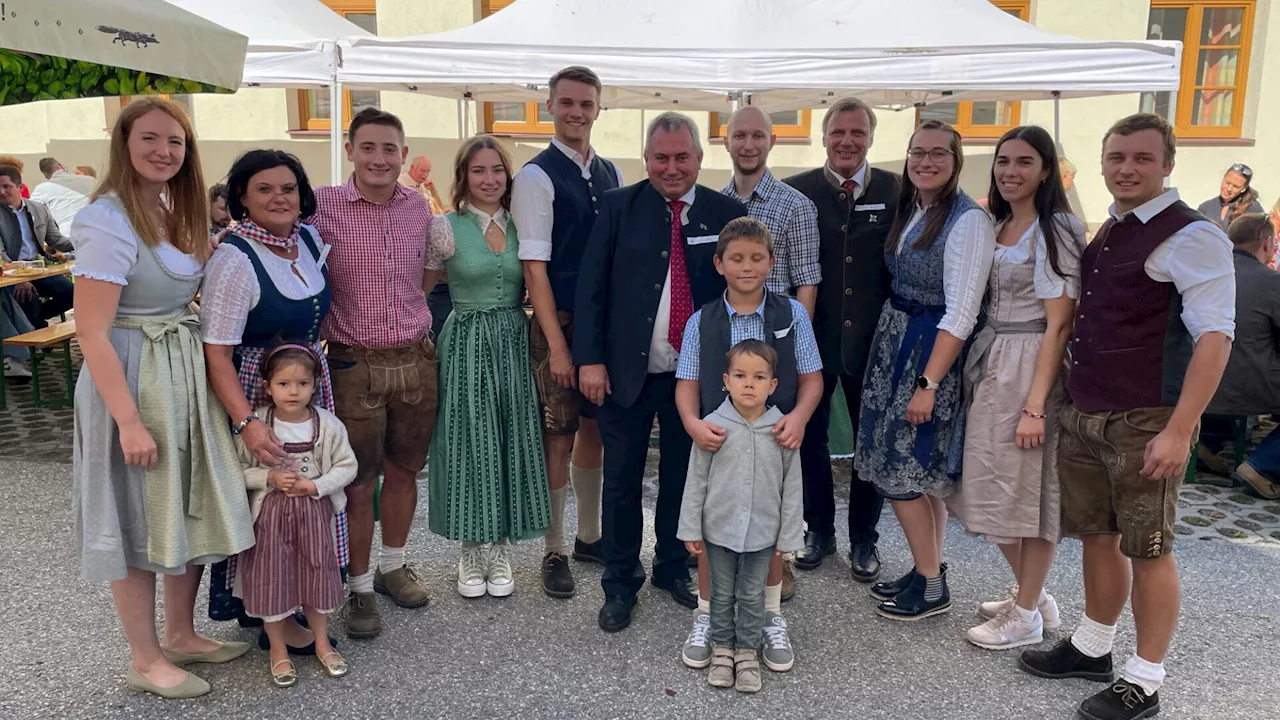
[
  {"x1": 697, "y1": 292, "x2": 798, "y2": 415},
  {"x1": 1067, "y1": 201, "x2": 1200, "y2": 413},
  {"x1": 527, "y1": 145, "x2": 620, "y2": 311},
  {"x1": 222, "y1": 227, "x2": 331, "y2": 348}
]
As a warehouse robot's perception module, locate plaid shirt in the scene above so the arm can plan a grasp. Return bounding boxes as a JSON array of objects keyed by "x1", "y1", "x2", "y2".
[
  {"x1": 676, "y1": 294, "x2": 823, "y2": 381},
  {"x1": 722, "y1": 170, "x2": 822, "y2": 295},
  {"x1": 308, "y1": 178, "x2": 434, "y2": 349}
]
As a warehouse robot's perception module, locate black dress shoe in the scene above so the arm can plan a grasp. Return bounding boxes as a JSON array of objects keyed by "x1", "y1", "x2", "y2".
[
  {"x1": 598, "y1": 595, "x2": 637, "y2": 633},
  {"x1": 868, "y1": 562, "x2": 946, "y2": 601},
  {"x1": 652, "y1": 575, "x2": 699, "y2": 609},
  {"x1": 1077, "y1": 679, "x2": 1159, "y2": 720},
  {"x1": 542, "y1": 552, "x2": 575, "y2": 599},
  {"x1": 875, "y1": 571, "x2": 951, "y2": 621},
  {"x1": 849, "y1": 542, "x2": 882, "y2": 583},
  {"x1": 257, "y1": 627, "x2": 339, "y2": 657},
  {"x1": 1018, "y1": 638, "x2": 1114, "y2": 682},
  {"x1": 794, "y1": 531, "x2": 836, "y2": 571},
  {"x1": 572, "y1": 537, "x2": 605, "y2": 565}
]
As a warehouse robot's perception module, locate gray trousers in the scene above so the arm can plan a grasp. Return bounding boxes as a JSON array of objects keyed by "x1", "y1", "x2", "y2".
[{"x1": 705, "y1": 542, "x2": 773, "y2": 650}]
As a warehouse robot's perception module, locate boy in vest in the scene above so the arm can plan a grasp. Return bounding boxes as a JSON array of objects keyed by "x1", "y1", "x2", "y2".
[
  {"x1": 513, "y1": 66, "x2": 624, "y2": 599},
  {"x1": 1019, "y1": 113, "x2": 1235, "y2": 720},
  {"x1": 673, "y1": 217, "x2": 823, "y2": 674}
]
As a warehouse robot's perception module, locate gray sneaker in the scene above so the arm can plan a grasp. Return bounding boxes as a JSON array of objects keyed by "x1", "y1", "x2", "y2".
[
  {"x1": 681, "y1": 611, "x2": 712, "y2": 668},
  {"x1": 762, "y1": 611, "x2": 794, "y2": 672}
]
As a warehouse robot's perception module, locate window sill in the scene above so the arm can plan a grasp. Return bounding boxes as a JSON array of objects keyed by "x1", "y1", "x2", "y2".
[
  {"x1": 958, "y1": 136, "x2": 1004, "y2": 147},
  {"x1": 707, "y1": 136, "x2": 812, "y2": 146},
  {"x1": 287, "y1": 129, "x2": 335, "y2": 138},
  {"x1": 485, "y1": 131, "x2": 555, "y2": 140},
  {"x1": 1175, "y1": 137, "x2": 1255, "y2": 147}
]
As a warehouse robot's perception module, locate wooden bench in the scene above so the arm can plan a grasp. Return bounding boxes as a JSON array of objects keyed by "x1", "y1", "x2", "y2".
[{"x1": 2, "y1": 320, "x2": 77, "y2": 409}]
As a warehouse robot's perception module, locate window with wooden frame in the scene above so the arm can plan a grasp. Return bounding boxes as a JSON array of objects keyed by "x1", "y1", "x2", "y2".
[
  {"x1": 1141, "y1": 1, "x2": 1254, "y2": 139},
  {"x1": 916, "y1": 0, "x2": 1031, "y2": 138},
  {"x1": 481, "y1": 0, "x2": 555, "y2": 135},
  {"x1": 296, "y1": 0, "x2": 379, "y2": 132},
  {"x1": 709, "y1": 110, "x2": 813, "y2": 140}
]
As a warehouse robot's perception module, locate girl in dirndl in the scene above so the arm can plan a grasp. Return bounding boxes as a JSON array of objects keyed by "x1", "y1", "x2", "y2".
[{"x1": 236, "y1": 344, "x2": 357, "y2": 687}]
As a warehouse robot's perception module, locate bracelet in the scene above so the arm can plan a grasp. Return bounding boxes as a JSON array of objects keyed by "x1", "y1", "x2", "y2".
[
  {"x1": 231, "y1": 413, "x2": 259, "y2": 435},
  {"x1": 1022, "y1": 408, "x2": 1047, "y2": 420}
]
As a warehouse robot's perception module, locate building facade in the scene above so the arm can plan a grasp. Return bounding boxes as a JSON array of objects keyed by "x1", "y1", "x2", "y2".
[{"x1": 1, "y1": 0, "x2": 1273, "y2": 228}]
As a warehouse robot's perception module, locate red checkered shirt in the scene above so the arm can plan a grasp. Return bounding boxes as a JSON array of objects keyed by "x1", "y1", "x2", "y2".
[{"x1": 308, "y1": 178, "x2": 435, "y2": 348}]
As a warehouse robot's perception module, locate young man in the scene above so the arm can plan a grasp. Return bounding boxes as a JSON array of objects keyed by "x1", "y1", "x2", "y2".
[
  {"x1": 674, "y1": 218, "x2": 822, "y2": 674},
  {"x1": 1019, "y1": 113, "x2": 1234, "y2": 720},
  {"x1": 513, "y1": 66, "x2": 624, "y2": 599},
  {"x1": 0, "y1": 165, "x2": 74, "y2": 329},
  {"x1": 784, "y1": 98, "x2": 896, "y2": 581},
  {"x1": 308, "y1": 108, "x2": 440, "y2": 639}
]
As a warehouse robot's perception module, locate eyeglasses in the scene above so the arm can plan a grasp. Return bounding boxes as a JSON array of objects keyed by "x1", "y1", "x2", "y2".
[
  {"x1": 907, "y1": 148, "x2": 955, "y2": 163},
  {"x1": 1230, "y1": 163, "x2": 1253, "y2": 179}
]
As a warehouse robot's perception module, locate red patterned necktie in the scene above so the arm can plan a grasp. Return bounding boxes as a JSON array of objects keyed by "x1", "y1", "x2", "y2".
[
  {"x1": 666, "y1": 199, "x2": 692, "y2": 352},
  {"x1": 842, "y1": 179, "x2": 857, "y2": 210}
]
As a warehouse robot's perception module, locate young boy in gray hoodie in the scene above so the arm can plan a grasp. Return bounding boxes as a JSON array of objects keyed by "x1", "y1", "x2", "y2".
[{"x1": 678, "y1": 339, "x2": 804, "y2": 693}]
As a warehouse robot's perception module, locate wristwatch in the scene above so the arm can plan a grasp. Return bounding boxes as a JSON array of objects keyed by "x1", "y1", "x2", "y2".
[
  {"x1": 916, "y1": 375, "x2": 940, "y2": 391},
  {"x1": 231, "y1": 413, "x2": 259, "y2": 435}
]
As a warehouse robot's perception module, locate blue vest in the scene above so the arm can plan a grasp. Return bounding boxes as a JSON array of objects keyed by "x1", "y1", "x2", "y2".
[
  {"x1": 527, "y1": 145, "x2": 619, "y2": 310},
  {"x1": 221, "y1": 227, "x2": 330, "y2": 348},
  {"x1": 697, "y1": 292, "x2": 798, "y2": 415},
  {"x1": 886, "y1": 190, "x2": 981, "y2": 307}
]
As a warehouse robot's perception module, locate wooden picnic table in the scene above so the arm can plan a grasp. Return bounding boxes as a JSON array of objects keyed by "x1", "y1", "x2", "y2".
[{"x1": 0, "y1": 263, "x2": 75, "y2": 289}]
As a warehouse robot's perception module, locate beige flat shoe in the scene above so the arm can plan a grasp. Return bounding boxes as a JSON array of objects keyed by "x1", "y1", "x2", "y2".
[
  {"x1": 271, "y1": 659, "x2": 297, "y2": 688},
  {"x1": 163, "y1": 640, "x2": 251, "y2": 666},
  {"x1": 319, "y1": 651, "x2": 348, "y2": 678},
  {"x1": 125, "y1": 665, "x2": 211, "y2": 699}
]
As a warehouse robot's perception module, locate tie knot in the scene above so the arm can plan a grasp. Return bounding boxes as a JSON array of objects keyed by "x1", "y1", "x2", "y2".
[
  {"x1": 668, "y1": 199, "x2": 686, "y2": 213},
  {"x1": 841, "y1": 179, "x2": 856, "y2": 193}
]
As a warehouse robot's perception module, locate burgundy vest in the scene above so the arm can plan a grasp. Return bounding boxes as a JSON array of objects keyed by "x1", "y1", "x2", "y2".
[{"x1": 1067, "y1": 200, "x2": 1201, "y2": 413}]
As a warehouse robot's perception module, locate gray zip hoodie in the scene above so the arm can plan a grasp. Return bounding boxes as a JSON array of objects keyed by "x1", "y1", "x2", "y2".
[{"x1": 677, "y1": 399, "x2": 804, "y2": 554}]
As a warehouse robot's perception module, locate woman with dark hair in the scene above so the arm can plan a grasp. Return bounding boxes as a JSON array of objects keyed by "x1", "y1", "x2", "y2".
[
  {"x1": 857, "y1": 120, "x2": 995, "y2": 621},
  {"x1": 198, "y1": 149, "x2": 340, "y2": 653},
  {"x1": 1199, "y1": 163, "x2": 1263, "y2": 231},
  {"x1": 947, "y1": 125, "x2": 1085, "y2": 650},
  {"x1": 425, "y1": 134, "x2": 551, "y2": 598}
]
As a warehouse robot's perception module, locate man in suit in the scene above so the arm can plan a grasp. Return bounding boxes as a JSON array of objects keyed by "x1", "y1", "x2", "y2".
[
  {"x1": 0, "y1": 164, "x2": 74, "y2": 329},
  {"x1": 784, "y1": 97, "x2": 898, "y2": 583},
  {"x1": 575, "y1": 111, "x2": 747, "y2": 632}
]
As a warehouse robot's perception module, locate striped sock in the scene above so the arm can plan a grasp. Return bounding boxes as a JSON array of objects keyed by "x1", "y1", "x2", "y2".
[{"x1": 923, "y1": 574, "x2": 944, "y2": 602}]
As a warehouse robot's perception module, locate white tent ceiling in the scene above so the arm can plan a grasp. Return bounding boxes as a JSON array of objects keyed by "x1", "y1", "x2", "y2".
[{"x1": 337, "y1": 0, "x2": 1181, "y2": 112}]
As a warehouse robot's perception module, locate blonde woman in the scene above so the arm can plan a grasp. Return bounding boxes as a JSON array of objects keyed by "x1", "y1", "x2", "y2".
[{"x1": 72, "y1": 97, "x2": 255, "y2": 699}]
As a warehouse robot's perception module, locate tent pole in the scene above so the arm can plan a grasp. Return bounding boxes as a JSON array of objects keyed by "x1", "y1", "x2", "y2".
[
  {"x1": 456, "y1": 99, "x2": 464, "y2": 139},
  {"x1": 1053, "y1": 93, "x2": 1061, "y2": 145},
  {"x1": 329, "y1": 82, "x2": 343, "y2": 185}
]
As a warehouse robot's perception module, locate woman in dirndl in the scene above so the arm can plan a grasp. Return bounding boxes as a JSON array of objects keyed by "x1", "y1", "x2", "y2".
[
  {"x1": 856, "y1": 120, "x2": 995, "y2": 621},
  {"x1": 199, "y1": 150, "x2": 340, "y2": 654},
  {"x1": 72, "y1": 97, "x2": 256, "y2": 699}
]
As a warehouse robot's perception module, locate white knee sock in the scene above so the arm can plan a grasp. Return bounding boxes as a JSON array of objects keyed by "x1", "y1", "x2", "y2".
[
  {"x1": 1070, "y1": 615, "x2": 1117, "y2": 658},
  {"x1": 348, "y1": 570, "x2": 374, "y2": 595},
  {"x1": 544, "y1": 485, "x2": 569, "y2": 556},
  {"x1": 765, "y1": 583, "x2": 782, "y2": 614},
  {"x1": 378, "y1": 545, "x2": 406, "y2": 574},
  {"x1": 698, "y1": 597, "x2": 710, "y2": 614},
  {"x1": 1122, "y1": 655, "x2": 1166, "y2": 696},
  {"x1": 571, "y1": 465, "x2": 603, "y2": 544}
]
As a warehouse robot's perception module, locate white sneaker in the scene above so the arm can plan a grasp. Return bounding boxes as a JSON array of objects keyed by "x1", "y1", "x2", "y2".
[
  {"x1": 3, "y1": 357, "x2": 31, "y2": 378},
  {"x1": 457, "y1": 544, "x2": 487, "y2": 598},
  {"x1": 967, "y1": 606, "x2": 1044, "y2": 650},
  {"x1": 681, "y1": 610, "x2": 712, "y2": 669},
  {"x1": 978, "y1": 587, "x2": 1061, "y2": 630},
  {"x1": 486, "y1": 542, "x2": 515, "y2": 597}
]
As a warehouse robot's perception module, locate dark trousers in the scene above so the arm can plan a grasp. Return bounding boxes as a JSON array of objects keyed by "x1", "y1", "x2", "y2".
[
  {"x1": 798, "y1": 370, "x2": 883, "y2": 545},
  {"x1": 16, "y1": 275, "x2": 74, "y2": 329},
  {"x1": 597, "y1": 372, "x2": 692, "y2": 599},
  {"x1": 427, "y1": 280, "x2": 452, "y2": 343}
]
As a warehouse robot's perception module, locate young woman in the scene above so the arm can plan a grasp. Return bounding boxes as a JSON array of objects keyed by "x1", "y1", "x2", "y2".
[
  {"x1": 72, "y1": 97, "x2": 255, "y2": 699},
  {"x1": 1198, "y1": 163, "x2": 1262, "y2": 232},
  {"x1": 948, "y1": 125, "x2": 1084, "y2": 650},
  {"x1": 856, "y1": 120, "x2": 995, "y2": 621},
  {"x1": 426, "y1": 135, "x2": 552, "y2": 598}
]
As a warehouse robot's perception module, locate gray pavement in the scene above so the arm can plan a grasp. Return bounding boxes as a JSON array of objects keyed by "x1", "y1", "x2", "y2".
[{"x1": 0, "y1": 457, "x2": 1276, "y2": 720}]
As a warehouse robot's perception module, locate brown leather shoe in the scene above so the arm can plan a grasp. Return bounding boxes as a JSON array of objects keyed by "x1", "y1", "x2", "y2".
[
  {"x1": 374, "y1": 565, "x2": 431, "y2": 609},
  {"x1": 781, "y1": 556, "x2": 795, "y2": 602},
  {"x1": 1235, "y1": 462, "x2": 1280, "y2": 500},
  {"x1": 343, "y1": 592, "x2": 381, "y2": 639}
]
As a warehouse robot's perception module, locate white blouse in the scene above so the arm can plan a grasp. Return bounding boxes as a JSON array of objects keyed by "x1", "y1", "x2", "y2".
[
  {"x1": 994, "y1": 213, "x2": 1086, "y2": 300},
  {"x1": 423, "y1": 213, "x2": 458, "y2": 271},
  {"x1": 200, "y1": 227, "x2": 328, "y2": 346},
  {"x1": 898, "y1": 204, "x2": 996, "y2": 340},
  {"x1": 70, "y1": 200, "x2": 202, "y2": 285}
]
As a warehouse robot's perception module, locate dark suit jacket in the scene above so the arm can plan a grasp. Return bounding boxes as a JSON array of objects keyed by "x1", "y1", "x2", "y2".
[
  {"x1": 0, "y1": 200, "x2": 71, "y2": 262},
  {"x1": 574, "y1": 180, "x2": 747, "y2": 409},
  {"x1": 1207, "y1": 251, "x2": 1280, "y2": 415}
]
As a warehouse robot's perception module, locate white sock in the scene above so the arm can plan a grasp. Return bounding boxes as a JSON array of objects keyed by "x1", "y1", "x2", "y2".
[
  {"x1": 378, "y1": 545, "x2": 406, "y2": 574},
  {"x1": 1038, "y1": 587, "x2": 1050, "y2": 605},
  {"x1": 348, "y1": 570, "x2": 374, "y2": 595},
  {"x1": 1070, "y1": 615, "x2": 1117, "y2": 658},
  {"x1": 570, "y1": 465, "x2": 603, "y2": 544},
  {"x1": 697, "y1": 597, "x2": 710, "y2": 614},
  {"x1": 765, "y1": 583, "x2": 782, "y2": 614},
  {"x1": 1122, "y1": 655, "x2": 1166, "y2": 696},
  {"x1": 1013, "y1": 604, "x2": 1039, "y2": 623},
  {"x1": 544, "y1": 485, "x2": 569, "y2": 556}
]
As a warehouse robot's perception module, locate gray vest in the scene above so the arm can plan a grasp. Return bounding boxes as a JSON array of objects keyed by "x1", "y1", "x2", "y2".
[{"x1": 697, "y1": 292, "x2": 798, "y2": 415}]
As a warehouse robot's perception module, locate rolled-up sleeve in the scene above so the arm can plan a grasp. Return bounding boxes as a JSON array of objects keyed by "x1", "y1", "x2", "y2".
[
  {"x1": 511, "y1": 165, "x2": 555, "y2": 262},
  {"x1": 675, "y1": 312, "x2": 703, "y2": 381},
  {"x1": 787, "y1": 198, "x2": 822, "y2": 288},
  {"x1": 938, "y1": 209, "x2": 996, "y2": 340},
  {"x1": 1146, "y1": 222, "x2": 1236, "y2": 342}
]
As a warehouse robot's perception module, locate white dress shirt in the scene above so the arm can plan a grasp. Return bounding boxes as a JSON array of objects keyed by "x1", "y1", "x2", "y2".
[
  {"x1": 648, "y1": 186, "x2": 698, "y2": 374},
  {"x1": 824, "y1": 161, "x2": 869, "y2": 202},
  {"x1": 1104, "y1": 188, "x2": 1236, "y2": 342},
  {"x1": 898, "y1": 203, "x2": 996, "y2": 340},
  {"x1": 512, "y1": 137, "x2": 625, "y2": 262},
  {"x1": 31, "y1": 170, "x2": 93, "y2": 235}
]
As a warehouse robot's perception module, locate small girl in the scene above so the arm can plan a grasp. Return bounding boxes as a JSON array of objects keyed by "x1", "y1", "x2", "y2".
[
  {"x1": 678, "y1": 340, "x2": 804, "y2": 694},
  {"x1": 236, "y1": 344, "x2": 358, "y2": 687}
]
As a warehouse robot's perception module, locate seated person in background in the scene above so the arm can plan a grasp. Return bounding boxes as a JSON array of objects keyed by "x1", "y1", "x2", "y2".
[
  {"x1": 0, "y1": 156, "x2": 30, "y2": 198},
  {"x1": 1207, "y1": 214, "x2": 1280, "y2": 499},
  {"x1": 1198, "y1": 163, "x2": 1263, "y2": 232},
  {"x1": 0, "y1": 164, "x2": 74, "y2": 328},
  {"x1": 2, "y1": 288, "x2": 36, "y2": 379},
  {"x1": 31, "y1": 157, "x2": 95, "y2": 236}
]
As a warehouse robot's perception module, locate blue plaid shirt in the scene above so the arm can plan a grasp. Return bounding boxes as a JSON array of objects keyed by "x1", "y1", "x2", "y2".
[
  {"x1": 722, "y1": 170, "x2": 822, "y2": 295},
  {"x1": 676, "y1": 293, "x2": 823, "y2": 381}
]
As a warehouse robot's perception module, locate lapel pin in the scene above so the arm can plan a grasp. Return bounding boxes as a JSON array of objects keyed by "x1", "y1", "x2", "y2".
[
  {"x1": 699, "y1": 223, "x2": 707, "y2": 231},
  {"x1": 868, "y1": 213, "x2": 878, "y2": 223}
]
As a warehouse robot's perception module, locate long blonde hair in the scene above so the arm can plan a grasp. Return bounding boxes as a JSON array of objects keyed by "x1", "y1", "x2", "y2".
[{"x1": 92, "y1": 97, "x2": 210, "y2": 261}]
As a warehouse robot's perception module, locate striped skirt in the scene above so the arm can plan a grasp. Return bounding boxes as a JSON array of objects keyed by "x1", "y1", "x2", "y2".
[{"x1": 240, "y1": 491, "x2": 343, "y2": 621}]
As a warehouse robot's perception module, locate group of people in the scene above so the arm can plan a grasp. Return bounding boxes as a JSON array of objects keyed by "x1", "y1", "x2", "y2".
[{"x1": 63, "y1": 62, "x2": 1251, "y2": 720}]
